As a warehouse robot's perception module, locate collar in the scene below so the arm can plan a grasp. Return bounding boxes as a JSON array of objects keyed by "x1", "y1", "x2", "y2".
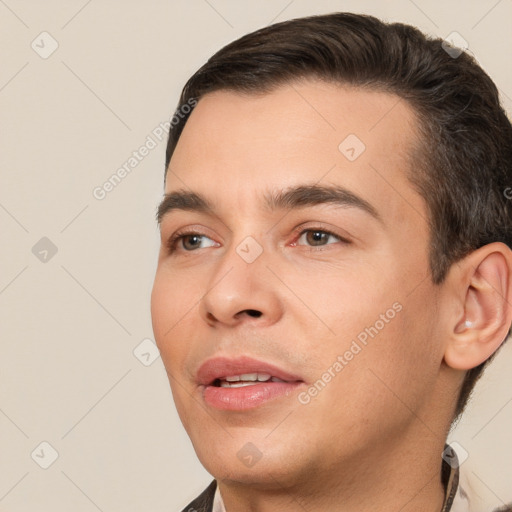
[
  {"x1": 212, "y1": 484, "x2": 226, "y2": 512},
  {"x1": 441, "y1": 445, "x2": 461, "y2": 512}
]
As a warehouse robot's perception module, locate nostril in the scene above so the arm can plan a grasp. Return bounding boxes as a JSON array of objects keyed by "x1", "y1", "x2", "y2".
[{"x1": 244, "y1": 309, "x2": 262, "y2": 318}]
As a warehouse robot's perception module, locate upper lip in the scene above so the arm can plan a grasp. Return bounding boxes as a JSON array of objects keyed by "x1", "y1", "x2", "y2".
[{"x1": 196, "y1": 356, "x2": 304, "y2": 386}]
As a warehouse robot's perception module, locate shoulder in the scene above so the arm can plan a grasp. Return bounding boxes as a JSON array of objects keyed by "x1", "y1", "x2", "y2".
[
  {"x1": 457, "y1": 465, "x2": 512, "y2": 512},
  {"x1": 180, "y1": 480, "x2": 217, "y2": 512}
]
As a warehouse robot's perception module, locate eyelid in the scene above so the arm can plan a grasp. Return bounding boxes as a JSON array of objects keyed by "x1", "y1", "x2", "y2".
[
  {"x1": 165, "y1": 226, "x2": 219, "y2": 253},
  {"x1": 295, "y1": 229, "x2": 341, "y2": 246},
  {"x1": 289, "y1": 223, "x2": 352, "y2": 246},
  {"x1": 164, "y1": 222, "x2": 352, "y2": 254}
]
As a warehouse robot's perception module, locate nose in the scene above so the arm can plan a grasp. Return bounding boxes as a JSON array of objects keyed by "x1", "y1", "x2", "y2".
[{"x1": 200, "y1": 245, "x2": 284, "y2": 328}]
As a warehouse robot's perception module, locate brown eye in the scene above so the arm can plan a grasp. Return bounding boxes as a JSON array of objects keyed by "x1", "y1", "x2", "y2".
[
  {"x1": 297, "y1": 230, "x2": 340, "y2": 247},
  {"x1": 168, "y1": 232, "x2": 218, "y2": 253},
  {"x1": 181, "y1": 234, "x2": 204, "y2": 250}
]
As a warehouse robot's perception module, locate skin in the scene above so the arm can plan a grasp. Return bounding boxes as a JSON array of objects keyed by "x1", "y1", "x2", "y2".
[{"x1": 151, "y1": 80, "x2": 512, "y2": 512}]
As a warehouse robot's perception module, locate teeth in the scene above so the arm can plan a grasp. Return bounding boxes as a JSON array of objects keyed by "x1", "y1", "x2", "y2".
[
  {"x1": 240, "y1": 373, "x2": 258, "y2": 381},
  {"x1": 218, "y1": 372, "x2": 283, "y2": 387},
  {"x1": 223, "y1": 373, "x2": 273, "y2": 382},
  {"x1": 220, "y1": 381, "x2": 258, "y2": 388}
]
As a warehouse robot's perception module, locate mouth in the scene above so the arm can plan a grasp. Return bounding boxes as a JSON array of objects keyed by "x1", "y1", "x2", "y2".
[
  {"x1": 197, "y1": 356, "x2": 304, "y2": 410},
  {"x1": 213, "y1": 373, "x2": 289, "y2": 388}
]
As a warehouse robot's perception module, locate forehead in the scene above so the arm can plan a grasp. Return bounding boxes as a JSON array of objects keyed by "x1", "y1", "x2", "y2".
[{"x1": 166, "y1": 80, "x2": 426, "y2": 231}]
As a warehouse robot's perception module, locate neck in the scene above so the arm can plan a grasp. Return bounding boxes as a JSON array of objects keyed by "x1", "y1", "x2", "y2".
[{"x1": 219, "y1": 433, "x2": 448, "y2": 512}]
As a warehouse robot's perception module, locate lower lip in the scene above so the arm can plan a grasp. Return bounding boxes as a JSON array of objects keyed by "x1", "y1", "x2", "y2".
[{"x1": 202, "y1": 382, "x2": 302, "y2": 410}]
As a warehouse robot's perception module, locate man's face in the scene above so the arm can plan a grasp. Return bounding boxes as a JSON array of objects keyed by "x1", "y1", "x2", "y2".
[{"x1": 151, "y1": 81, "x2": 448, "y2": 488}]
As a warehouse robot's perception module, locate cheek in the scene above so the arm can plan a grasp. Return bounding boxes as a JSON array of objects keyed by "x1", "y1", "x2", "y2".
[
  {"x1": 289, "y1": 260, "x2": 395, "y2": 340},
  {"x1": 150, "y1": 267, "x2": 201, "y2": 367},
  {"x1": 151, "y1": 263, "x2": 207, "y2": 322},
  {"x1": 151, "y1": 271, "x2": 199, "y2": 422},
  {"x1": 307, "y1": 302, "x2": 439, "y2": 439},
  {"x1": 298, "y1": 263, "x2": 439, "y2": 388},
  {"x1": 350, "y1": 285, "x2": 442, "y2": 405}
]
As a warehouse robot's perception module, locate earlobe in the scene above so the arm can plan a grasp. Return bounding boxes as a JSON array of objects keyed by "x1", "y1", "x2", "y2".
[{"x1": 444, "y1": 243, "x2": 512, "y2": 371}]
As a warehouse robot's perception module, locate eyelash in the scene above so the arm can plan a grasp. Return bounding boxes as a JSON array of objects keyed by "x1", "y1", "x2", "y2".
[
  {"x1": 292, "y1": 227, "x2": 349, "y2": 249},
  {"x1": 166, "y1": 227, "x2": 350, "y2": 254},
  {"x1": 165, "y1": 228, "x2": 209, "y2": 253}
]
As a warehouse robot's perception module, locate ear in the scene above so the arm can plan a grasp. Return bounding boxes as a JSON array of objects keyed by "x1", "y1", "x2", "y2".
[{"x1": 444, "y1": 242, "x2": 512, "y2": 370}]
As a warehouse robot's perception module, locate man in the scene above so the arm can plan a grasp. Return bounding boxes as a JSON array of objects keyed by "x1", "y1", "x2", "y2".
[{"x1": 151, "y1": 12, "x2": 512, "y2": 512}]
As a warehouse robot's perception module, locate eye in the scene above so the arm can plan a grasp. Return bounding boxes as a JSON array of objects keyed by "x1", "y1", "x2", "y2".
[
  {"x1": 167, "y1": 232, "x2": 218, "y2": 253},
  {"x1": 296, "y1": 229, "x2": 343, "y2": 247}
]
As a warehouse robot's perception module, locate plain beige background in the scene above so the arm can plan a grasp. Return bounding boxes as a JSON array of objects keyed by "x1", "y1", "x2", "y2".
[{"x1": 0, "y1": 1, "x2": 511, "y2": 510}]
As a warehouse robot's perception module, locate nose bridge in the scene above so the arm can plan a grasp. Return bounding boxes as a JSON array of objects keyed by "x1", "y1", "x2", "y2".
[
  {"x1": 200, "y1": 232, "x2": 281, "y2": 326},
  {"x1": 212, "y1": 228, "x2": 268, "y2": 286}
]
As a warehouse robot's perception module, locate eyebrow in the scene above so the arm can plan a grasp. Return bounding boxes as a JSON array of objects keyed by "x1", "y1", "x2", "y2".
[
  {"x1": 157, "y1": 190, "x2": 215, "y2": 223},
  {"x1": 156, "y1": 184, "x2": 382, "y2": 224},
  {"x1": 265, "y1": 185, "x2": 381, "y2": 221}
]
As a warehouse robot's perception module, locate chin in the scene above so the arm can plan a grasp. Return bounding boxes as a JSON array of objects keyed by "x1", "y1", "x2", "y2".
[{"x1": 191, "y1": 432, "x2": 309, "y2": 488}]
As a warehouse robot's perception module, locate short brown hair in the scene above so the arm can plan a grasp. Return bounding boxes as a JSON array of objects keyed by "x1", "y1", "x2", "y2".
[{"x1": 165, "y1": 13, "x2": 512, "y2": 418}]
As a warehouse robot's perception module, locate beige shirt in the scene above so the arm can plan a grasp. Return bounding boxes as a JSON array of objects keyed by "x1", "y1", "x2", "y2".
[{"x1": 212, "y1": 486, "x2": 226, "y2": 512}]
